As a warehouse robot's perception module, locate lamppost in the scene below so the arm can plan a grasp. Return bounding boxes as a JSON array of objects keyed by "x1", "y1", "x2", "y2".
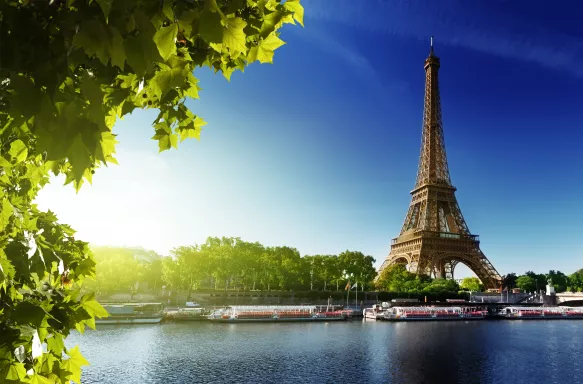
[{"x1": 310, "y1": 269, "x2": 314, "y2": 291}]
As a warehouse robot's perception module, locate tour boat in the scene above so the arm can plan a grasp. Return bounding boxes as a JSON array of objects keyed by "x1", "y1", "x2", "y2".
[
  {"x1": 498, "y1": 306, "x2": 583, "y2": 319},
  {"x1": 164, "y1": 307, "x2": 211, "y2": 322},
  {"x1": 363, "y1": 302, "x2": 390, "y2": 320},
  {"x1": 382, "y1": 306, "x2": 485, "y2": 321},
  {"x1": 96, "y1": 303, "x2": 164, "y2": 325},
  {"x1": 207, "y1": 305, "x2": 348, "y2": 322}
]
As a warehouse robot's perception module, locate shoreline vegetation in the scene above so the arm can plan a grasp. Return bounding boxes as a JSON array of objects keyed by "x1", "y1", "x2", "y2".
[{"x1": 87, "y1": 239, "x2": 583, "y2": 304}]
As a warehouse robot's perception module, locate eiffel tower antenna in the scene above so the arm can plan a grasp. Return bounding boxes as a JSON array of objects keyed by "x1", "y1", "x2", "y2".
[{"x1": 376, "y1": 45, "x2": 502, "y2": 289}]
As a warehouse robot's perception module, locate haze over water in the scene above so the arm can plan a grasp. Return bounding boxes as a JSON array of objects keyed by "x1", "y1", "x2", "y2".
[{"x1": 69, "y1": 321, "x2": 583, "y2": 384}]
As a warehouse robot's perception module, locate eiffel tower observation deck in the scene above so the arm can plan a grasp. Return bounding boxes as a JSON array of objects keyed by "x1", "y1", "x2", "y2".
[{"x1": 377, "y1": 38, "x2": 502, "y2": 289}]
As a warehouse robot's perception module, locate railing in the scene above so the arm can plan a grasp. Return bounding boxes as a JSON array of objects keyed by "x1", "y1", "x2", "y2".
[{"x1": 392, "y1": 231, "x2": 479, "y2": 244}]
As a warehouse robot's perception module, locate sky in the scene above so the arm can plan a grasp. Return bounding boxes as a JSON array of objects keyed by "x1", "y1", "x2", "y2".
[{"x1": 35, "y1": 0, "x2": 583, "y2": 278}]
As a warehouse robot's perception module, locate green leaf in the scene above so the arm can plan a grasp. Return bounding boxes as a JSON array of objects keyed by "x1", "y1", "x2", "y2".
[
  {"x1": 153, "y1": 24, "x2": 178, "y2": 61},
  {"x1": 177, "y1": 10, "x2": 198, "y2": 39},
  {"x1": 0, "y1": 251, "x2": 16, "y2": 281},
  {"x1": 248, "y1": 33, "x2": 285, "y2": 64},
  {"x1": 152, "y1": 129, "x2": 178, "y2": 152},
  {"x1": 81, "y1": 299, "x2": 109, "y2": 319},
  {"x1": 81, "y1": 73, "x2": 104, "y2": 105},
  {"x1": 199, "y1": 10, "x2": 223, "y2": 45},
  {"x1": 124, "y1": 32, "x2": 162, "y2": 76},
  {"x1": 284, "y1": 0, "x2": 304, "y2": 26},
  {"x1": 96, "y1": 0, "x2": 114, "y2": 23},
  {"x1": 67, "y1": 134, "x2": 93, "y2": 187},
  {"x1": 29, "y1": 373, "x2": 55, "y2": 384},
  {"x1": 9, "y1": 75, "x2": 42, "y2": 118},
  {"x1": 222, "y1": 18, "x2": 248, "y2": 55},
  {"x1": 178, "y1": 116, "x2": 206, "y2": 142},
  {"x1": 63, "y1": 346, "x2": 89, "y2": 384},
  {"x1": 46, "y1": 334, "x2": 65, "y2": 356},
  {"x1": 109, "y1": 27, "x2": 126, "y2": 69},
  {"x1": 150, "y1": 66, "x2": 186, "y2": 100},
  {"x1": 259, "y1": 10, "x2": 285, "y2": 38},
  {"x1": 9, "y1": 140, "x2": 28, "y2": 163},
  {"x1": 162, "y1": 0, "x2": 175, "y2": 21},
  {"x1": 4, "y1": 362, "x2": 26, "y2": 381},
  {"x1": 72, "y1": 20, "x2": 110, "y2": 65},
  {"x1": 11, "y1": 302, "x2": 47, "y2": 327}
]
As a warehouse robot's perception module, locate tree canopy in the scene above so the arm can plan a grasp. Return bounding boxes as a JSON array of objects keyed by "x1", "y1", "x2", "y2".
[
  {"x1": 508, "y1": 270, "x2": 580, "y2": 293},
  {"x1": 459, "y1": 277, "x2": 482, "y2": 292},
  {"x1": 158, "y1": 238, "x2": 377, "y2": 294},
  {"x1": 374, "y1": 264, "x2": 459, "y2": 294},
  {"x1": 0, "y1": 0, "x2": 304, "y2": 382}
]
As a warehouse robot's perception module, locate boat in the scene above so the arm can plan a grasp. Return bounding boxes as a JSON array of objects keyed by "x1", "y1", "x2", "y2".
[
  {"x1": 363, "y1": 302, "x2": 390, "y2": 320},
  {"x1": 96, "y1": 303, "x2": 164, "y2": 325},
  {"x1": 498, "y1": 306, "x2": 583, "y2": 319},
  {"x1": 381, "y1": 306, "x2": 486, "y2": 321},
  {"x1": 207, "y1": 305, "x2": 348, "y2": 322},
  {"x1": 164, "y1": 307, "x2": 210, "y2": 322}
]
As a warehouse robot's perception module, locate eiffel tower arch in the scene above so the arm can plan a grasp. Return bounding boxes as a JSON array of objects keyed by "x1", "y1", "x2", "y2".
[{"x1": 377, "y1": 38, "x2": 502, "y2": 290}]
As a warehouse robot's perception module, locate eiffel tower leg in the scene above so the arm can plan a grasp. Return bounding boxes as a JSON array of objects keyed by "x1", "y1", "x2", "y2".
[
  {"x1": 436, "y1": 260, "x2": 447, "y2": 279},
  {"x1": 461, "y1": 250, "x2": 502, "y2": 290},
  {"x1": 443, "y1": 260, "x2": 458, "y2": 280}
]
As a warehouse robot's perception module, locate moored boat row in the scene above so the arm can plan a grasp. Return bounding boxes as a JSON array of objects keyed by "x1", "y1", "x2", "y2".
[
  {"x1": 497, "y1": 306, "x2": 583, "y2": 319},
  {"x1": 206, "y1": 305, "x2": 348, "y2": 322},
  {"x1": 94, "y1": 302, "x2": 583, "y2": 325}
]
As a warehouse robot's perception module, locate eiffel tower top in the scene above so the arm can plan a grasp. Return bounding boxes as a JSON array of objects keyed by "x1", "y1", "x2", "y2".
[{"x1": 413, "y1": 36, "x2": 453, "y2": 192}]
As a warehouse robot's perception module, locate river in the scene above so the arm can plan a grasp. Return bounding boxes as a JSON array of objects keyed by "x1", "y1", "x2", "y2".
[{"x1": 66, "y1": 320, "x2": 583, "y2": 384}]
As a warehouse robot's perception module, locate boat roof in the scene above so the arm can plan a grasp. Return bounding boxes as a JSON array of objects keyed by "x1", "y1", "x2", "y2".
[
  {"x1": 100, "y1": 302, "x2": 163, "y2": 306},
  {"x1": 392, "y1": 306, "x2": 463, "y2": 310},
  {"x1": 227, "y1": 305, "x2": 317, "y2": 310}
]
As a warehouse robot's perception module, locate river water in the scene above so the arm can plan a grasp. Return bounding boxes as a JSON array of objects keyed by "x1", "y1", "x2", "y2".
[{"x1": 67, "y1": 320, "x2": 583, "y2": 384}]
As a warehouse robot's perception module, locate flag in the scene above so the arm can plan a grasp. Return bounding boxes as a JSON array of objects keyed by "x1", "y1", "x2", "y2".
[
  {"x1": 351, "y1": 282, "x2": 358, "y2": 289},
  {"x1": 345, "y1": 281, "x2": 351, "y2": 291}
]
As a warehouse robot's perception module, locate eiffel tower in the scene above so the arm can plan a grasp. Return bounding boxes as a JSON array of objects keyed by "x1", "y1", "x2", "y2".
[{"x1": 377, "y1": 38, "x2": 502, "y2": 289}]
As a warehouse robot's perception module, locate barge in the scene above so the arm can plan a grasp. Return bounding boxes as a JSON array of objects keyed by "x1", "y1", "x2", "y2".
[
  {"x1": 207, "y1": 305, "x2": 348, "y2": 323},
  {"x1": 498, "y1": 306, "x2": 583, "y2": 319},
  {"x1": 164, "y1": 307, "x2": 210, "y2": 322},
  {"x1": 363, "y1": 302, "x2": 391, "y2": 320},
  {"x1": 96, "y1": 303, "x2": 164, "y2": 325},
  {"x1": 381, "y1": 306, "x2": 486, "y2": 321}
]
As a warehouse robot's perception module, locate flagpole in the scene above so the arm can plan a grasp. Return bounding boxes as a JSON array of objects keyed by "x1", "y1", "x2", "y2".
[
  {"x1": 346, "y1": 285, "x2": 349, "y2": 308},
  {"x1": 355, "y1": 281, "x2": 358, "y2": 308}
]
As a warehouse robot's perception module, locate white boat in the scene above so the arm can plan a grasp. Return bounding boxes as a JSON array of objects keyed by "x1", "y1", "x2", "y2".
[
  {"x1": 164, "y1": 307, "x2": 210, "y2": 321},
  {"x1": 95, "y1": 316, "x2": 163, "y2": 324},
  {"x1": 96, "y1": 303, "x2": 164, "y2": 325},
  {"x1": 498, "y1": 306, "x2": 583, "y2": 319},
  {"x1": 207, "y1": 305, "x2": 348, "y2": 322},
  {"x1": 363, "y1": 302, "x2": 390, "y2": 320},
  {"x1": 382, "y1": 306, "x2": 486, "y2": 321}
]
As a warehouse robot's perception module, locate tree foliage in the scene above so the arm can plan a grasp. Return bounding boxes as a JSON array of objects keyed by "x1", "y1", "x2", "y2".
[
  {"x1": 459, "y1": 277, "x2": 483, "y2": 292},
  {"x1": 502, "y1": 273, "x2": 517, "y2": 290},
  {"x1": 85, "y1": 246, "x2": 162, "y2": 294},
  {"x1": 156, "y1": 237, "x2": 377, "y2": 292},
  {"x1": 374, "y1": 264, "x2": 459, "y2": 293},
  {"x1": 0, "y1": 0, "x2": 303, "y2": 382},
  {"x1": 510, "y1": 269, "x2": 578, "y2": 293},
  {"x1": 568, "y1": 269, "x2": 583, "y2": 292},
  {"x1": 515, "y1": 275, "x2": 537, "y2": 293}
]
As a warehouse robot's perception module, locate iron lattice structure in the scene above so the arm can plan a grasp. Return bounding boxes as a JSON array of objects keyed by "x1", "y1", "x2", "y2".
[{"x1": 377, "y1": 42, "x2": 502, "y2": 289}]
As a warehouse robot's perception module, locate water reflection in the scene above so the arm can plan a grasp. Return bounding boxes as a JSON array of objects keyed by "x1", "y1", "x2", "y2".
[{"x1": 67, "y1": 320, "x2": 583, "y2": 384}]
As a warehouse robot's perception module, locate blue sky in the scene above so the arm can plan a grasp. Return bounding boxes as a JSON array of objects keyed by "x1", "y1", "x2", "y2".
[{"x1": 36, "y1": 0, "x2": 583, "y2": 278}]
